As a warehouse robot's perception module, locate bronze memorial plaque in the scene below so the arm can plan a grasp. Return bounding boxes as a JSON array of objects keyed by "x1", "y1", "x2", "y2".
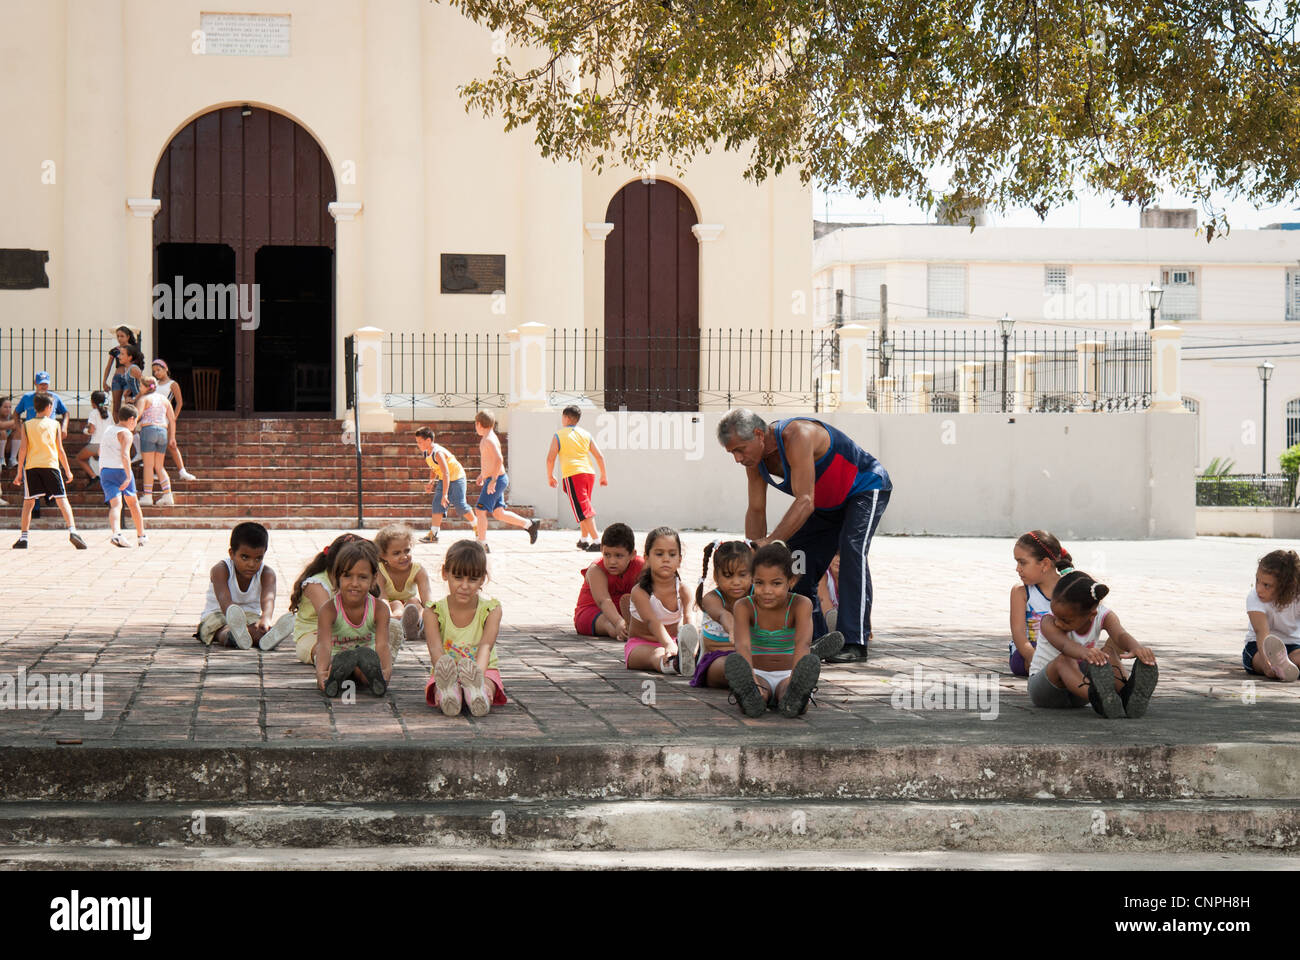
[
  {"x1": 0, "y1": 249, "x2": 51, "y2": 290},
  {"x1": 440, "y1": 254, "x2": 505, "y2": 295}
]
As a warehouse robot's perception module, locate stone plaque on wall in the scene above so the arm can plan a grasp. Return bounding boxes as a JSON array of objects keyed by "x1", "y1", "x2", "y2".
[
  {"x1": 0, "y1": 249, "x2": 50, "y2": 290},
  {"x1": 199, "y1": 13, "x2": 291, "y2": 57},
  {"x1": 440, "y1": 254, "x2": 505, "y2": 295}
]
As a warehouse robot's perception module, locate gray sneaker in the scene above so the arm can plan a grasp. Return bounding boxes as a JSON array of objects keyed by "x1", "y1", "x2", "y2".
[
  {"x1": 323, "y1": 649, "x2": 361, "y2": 698},
  {"x1": 676, "y1": 624, "x2": 699, "y2": 678},
  {"x1": 811, "y1": 631, "x2": 845, "y2": 660},
  {"x1": 779, "y1": 653, "x2": 821, "y2": 718},
  {"x1": 725, "y1": 653, "x2": 767, "y2": 718},
  {"x1": 1085, "y1": 661, "x2": 1125, "y2": 719}
]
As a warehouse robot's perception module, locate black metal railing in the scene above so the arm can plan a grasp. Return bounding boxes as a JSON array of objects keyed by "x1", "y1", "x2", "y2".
[
  {"x1": 0, "y1": 328, "x2": 139, "y2": 415},
  {"x1": 382, "y1": 332, "x2": 509, "y2": 414},
  {"x1": 1196, "y1": 474, "x2": 1298, "y2": 507}
]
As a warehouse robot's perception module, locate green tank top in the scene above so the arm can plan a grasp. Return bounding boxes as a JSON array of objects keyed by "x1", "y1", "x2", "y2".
[
  {"x1": 331, "y1": 593, "x2": 376, "y2": 651},
  {"x1": 746, "y1": 595, "x2": 796, "y2": 656}
]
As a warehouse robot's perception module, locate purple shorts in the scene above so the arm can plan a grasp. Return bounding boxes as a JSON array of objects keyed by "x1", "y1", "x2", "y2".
[
  {"x1": 1009, "y1": 642, "x2": 1035, "y2": 677},
  {"x1": 690, "y1": 649, "x2": 732, "y2": 687}
]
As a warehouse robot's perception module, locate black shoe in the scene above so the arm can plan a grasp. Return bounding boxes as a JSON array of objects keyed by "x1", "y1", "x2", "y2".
[
  {"x1": 1084, "y1": 661, "x2": 1125, "y2": 718},
  {"x1": 576, "y1": 539, "x2": 589, "y2": 550},
  {"x1": 84, "y1": 477, "x2": 99, "y2": 490},
  {"x1": 811, "y1": 631, "x2": 845, "y2": 660},
  {"x1": 527, "y1": 518, "x2": 540, "y2": 544},
  {"x1": 481, "y1": 542, "x2": 491, "y2": 554},
  {"x1": 779, "y1": 653, "x2": 821, "y2": 717},
  {"x1": 355, "y1": 647, "x2": 387, "y2": 697},
  {"x1": 826, "y1": 642, "x2": 868, "y2": 664},
  {"x1": 585, "y1": 541, "x2": 601, "y2": 552},
  {"x1": 12, "y1": 538, "x2": 27, "y2": 549},
  {"x1": 1121, "y1": 660, "x2": 1159, "y2": 719},
  {"x1": 323, "y1": 649, "x2": 361, "y2": 698},
  {"x1": 725, "y1": 654, "x2": 768, "y2": 717},
  {"x1": 418, "y1": 531, "x2": 438, "y2": 544},
  {"x1": 69, "y1": 532, "x2": 87, "y2": 550}
]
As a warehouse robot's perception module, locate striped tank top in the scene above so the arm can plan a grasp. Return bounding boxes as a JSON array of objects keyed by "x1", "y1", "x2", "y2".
[{"x1": 747, "y1": 595, "x2": 796, "y2": 656}]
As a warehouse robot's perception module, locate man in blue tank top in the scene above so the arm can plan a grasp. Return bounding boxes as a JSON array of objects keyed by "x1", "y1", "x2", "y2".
[{"x1": 717, "y1": 409, "x2": 891, "y2": 663}]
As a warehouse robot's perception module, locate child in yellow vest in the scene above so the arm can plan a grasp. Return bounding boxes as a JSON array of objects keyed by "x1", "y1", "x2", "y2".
[
  {"x1": 375, "y1": 523, "x2": 430, "y2": 653},
  {"x1": 413, "y1": 427, "x2": 472, "y2": 543},
  {"x1": 545, "y1": 405, "x2": 608, "y2": 551},
  {"x1": 425, "y1": 540, "x2": 508, "y2": 716},
  {"x1": 12, "y1": 392, "x2": 85, "y2": 549}
]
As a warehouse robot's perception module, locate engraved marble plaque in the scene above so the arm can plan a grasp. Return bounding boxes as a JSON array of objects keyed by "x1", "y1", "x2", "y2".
[
  {"x1": 440, "y1": 254, "x2": 505, "y2": 295},
  {"x1": 200, "y1": 13, "x2": 291, "y2": 57},
  {"x1": 0, "y1": 249, "x2": 50, "y2": 290}
]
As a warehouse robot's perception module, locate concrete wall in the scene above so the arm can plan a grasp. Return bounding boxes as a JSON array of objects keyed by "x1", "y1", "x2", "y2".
[
  {"x1": 506, "y1": 410, "x2": 1196, "y2": 539},
  {"x1": 1197, "y1": 508, "x2": 1300, "y2": 539}
]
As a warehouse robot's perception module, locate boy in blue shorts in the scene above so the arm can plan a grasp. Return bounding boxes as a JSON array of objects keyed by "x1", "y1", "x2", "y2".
[{"x1": 473, "y1": 410, "x2": 539, "y2": 554}]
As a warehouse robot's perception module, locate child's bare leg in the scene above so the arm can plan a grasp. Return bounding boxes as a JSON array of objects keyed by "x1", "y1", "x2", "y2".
[
  {"x1": 580, "y1": 517, "x2": 598, "y2": 540},
  {"x1": 388, "y1": 600, "x2": 403, "y2": 617},
  {"x1": 111, "y1": 390, "x2": 122, "y2": 416},
  {"x1": 706, "y1": 655, "x2": 730, "y2": 687},
  {"x1": 491, "y1": 506, "x2": 530, "y2": 530},
  {"x1": 1049, "y1": 657, "x2": 1089, "y2": 698},
  {"x1": 56, "y1": 496, "x2": 76, "y2": 528},
  {"x1": 126, "y1": 496, "x2": 144, "y2": 536},
  {"x1": 627, "y1": 643, "x2": 669, "y2": 672},
  {"x1": 77, "y1": 446, "x2": 96, "y2": 478},
  {"x1": 107, "y1": 497, "x2": 122, "y2": 536},
  {"x1": 19, "y1": 498, "x2": 34, "y2": 532},
  {"x1": 474, "y1": 508, "x2": 488, "y2": 541},
  {"x1": 168, "y1": 439, "x2": 188, "y2": 473}
]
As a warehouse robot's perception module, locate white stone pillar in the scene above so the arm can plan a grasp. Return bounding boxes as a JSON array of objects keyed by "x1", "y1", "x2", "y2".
[
  {"x1": 516, "y1": 322, "x2": 549, "y2": 409},
  {"x1": 836, "y1": 325, "x2": 871, "y2": 412},
  {"x1": 1013, "y1": 352, "x2": 1040, "y2": 413},
  {"x1": 353, "y1": 326, "x2": 395, "y2": 431},
  {"x1": 330, "y1": 202, "x2": 364, "y2": 416},
  {"x1": 876, "y1": 376, "x2": 898, "y2": 413},
  {"x1": 1076, "y1": 340, "x2": 1105, "y2": 411},
  {"x1": 1148, "y1": 326, "x2": 1184, "y2": 412},
  {"x1": 958, "y1": 361, "x2": 984, "y2": 413},
  {"x1": 911, "y1": 370, "x2": 933, "y2": 413},
  {"x1": 506, "y1": 328, "x2": 521, "y2": 406},
  {"x1": 821, "y1": 369, "x2": 842, "y2": 410}
]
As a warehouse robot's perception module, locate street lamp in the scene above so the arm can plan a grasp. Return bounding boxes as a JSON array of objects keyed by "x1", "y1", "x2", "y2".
[
  {"x1": 1145, "y1": 282, "x2": 1164, "y2": 330},
  {"x1": 881, "y1": 338, "x2": 894, "y2": 377},
  {"x1": 1258, "y1": 360, "x2": 1274, "y2": 473},
  {"x1": 997, "y1": 312, "x2": 1015, "y2": 412}
]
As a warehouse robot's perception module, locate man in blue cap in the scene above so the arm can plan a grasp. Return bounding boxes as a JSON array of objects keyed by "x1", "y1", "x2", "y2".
[{"x1": 14, "y1": 372, "x2": 69, "y2": 438}]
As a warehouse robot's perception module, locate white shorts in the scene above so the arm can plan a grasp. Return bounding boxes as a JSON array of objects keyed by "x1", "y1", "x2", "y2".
[{"x1": 753, "y1": 667, "x2": 791, "y2": 703}]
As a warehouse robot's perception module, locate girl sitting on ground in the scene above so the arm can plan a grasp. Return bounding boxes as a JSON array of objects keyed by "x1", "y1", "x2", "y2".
[
  {"x1": 290, "y1": 533, "x2": 368, "y2": 667},
  {"x1": 1031, "y1": 570, "x2": 1158, "y2": 718},
  {"x1": 690, "y1": 539, "x2": 753, "y2": 689},
  {"x1": 726, "y1": 542, "x2": 822, "y2": 718},
  {"x1": 624, "y1": 526, "x2": 694, "y2": 676},
  {"x1": 1243, "y1": 549, "x2": 1300, "y2": 682},
  {"x1": 1009, "y1": 530, "x2": 1073, "y2": 676},
  {"x1": 375, "y1": 523, "x2": 432, "y2": 654},
  {"x1": 426, "y1": 539, "x2": 508, "y2": 717},
  {"x1": 314, "y1": 539, "x2": 392, "y2": 698}
]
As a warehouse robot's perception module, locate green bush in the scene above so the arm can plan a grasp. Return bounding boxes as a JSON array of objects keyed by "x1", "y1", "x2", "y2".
[{"x1": 1280, "y1": 443, "x2": 1300, "y2": 478}]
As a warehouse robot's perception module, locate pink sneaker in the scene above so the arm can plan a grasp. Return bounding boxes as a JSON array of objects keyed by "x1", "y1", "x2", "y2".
[{"x1": 1261, "y1": 634, "x2": 1299, "y2": 682}]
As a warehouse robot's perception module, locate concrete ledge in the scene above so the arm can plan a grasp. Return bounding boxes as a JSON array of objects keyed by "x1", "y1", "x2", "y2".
[
  {"x1": 3, "y1": 743, "x2": 1298, "y2": 803},
  {"x1": 1197, "y1": 507, "x2": 1300, "y2": 538}
]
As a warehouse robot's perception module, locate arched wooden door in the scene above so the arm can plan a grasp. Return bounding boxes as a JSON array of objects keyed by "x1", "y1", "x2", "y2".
[
  {"x1": 604, "y1": 181, "x2": 699, "y2": 411},
  {"x1": 152, "y1": 106, "x2": 336, "y2": 417}
]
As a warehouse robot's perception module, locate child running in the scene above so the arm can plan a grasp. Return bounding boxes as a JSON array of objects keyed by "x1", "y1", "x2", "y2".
[
  {"x1": 98, "y1": 403, "x2": 146, "y2": 548},
  {"x1": 1031, "y1": 570, "x2": 1158, "y2": 718},
  {"x1": 1243, "y1": 549, "x2": 1300, "y2": 682},
  {"x1": 1009, "y1": 530, "x2": 1074, "y2": 676},
  {"x1": 690, "y1": 539, "x2": 754, "y2": 689},
  {"x1": 545, "y1": 405, "x2": 609, "y2": 551},
  {"x1": 315, "y1": 539, "x2": 392, "y2": 697},
  {"x1": 194, "y1": 522, "x2": 294, "y2": 651},
  {"x1": 289, "y1": 533, "x2": 367, "y2": 667},
  {"x1": 12, "y1": 393, "x2": 85, "y2": 550},
  {"x1": 574, "y1": 522, "x2": 644, "y2": 639},
  {"x1": 473, "y1": 410, "x2": 540, "y2": 553},
  {"x1": 413, "y1": 426, "x2": 472, "y2": 544},
  {"x1": 375, "y1": 523, "x2": 430, "y2": 653},
  {"x1": 426, "y1": 539, "x2": 508, "y2": 716},
  {"x1": 76, "y1": 390, "x2": 111, "y2": 489},
  {"x1": 624, "y1": 526, "x2": 694, "y2": 675},
  {"x1": 725, "y1": 542, "x2": 822, "y2": 717}
]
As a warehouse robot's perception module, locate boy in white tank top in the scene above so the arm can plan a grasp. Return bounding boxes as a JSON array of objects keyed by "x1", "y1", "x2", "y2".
[{"x1": 195, "y1": 521, "x2": 294, "y2": 651}]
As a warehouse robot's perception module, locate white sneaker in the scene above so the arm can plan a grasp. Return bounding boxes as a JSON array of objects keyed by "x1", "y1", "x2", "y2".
[
  {"x1": 388, "y1": 617, "x2": 406, "y2": 654},
  {"x1": 137, "y1": 494, "x2": 154, "y2": 506},
  {"x1": 458, "y1": 658, "x2": 490, "y2": 717},
  {"x1": 0, "y1": 498, "x2": 6, "y2": 506},
  {"x1": 157, "y1": 492, "x2": 175, "y2": 506},
  {"x1": 676, "y1": 623, "x2": 699, "y2": 678},
  {"x1": 224, "y1": 605, "x2": 253, "y2": 650},
  {"x1": 137, "y1": 534, "x2": 149, "y2": 547},
  {"x1": 258, "y1": 612, "x2": 295, "y2": 651},
  {"x1": 434, "y1": 655, "x2": 462, "y2": 716},
  {"x1": 110, "y1": 534, "x2": 132, "y2": 548},
  {"x1": 178, "y1": 470, "x2": 197, "y2": 481}
]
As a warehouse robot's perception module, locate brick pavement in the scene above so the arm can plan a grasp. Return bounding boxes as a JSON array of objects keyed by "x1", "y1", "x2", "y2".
[{"x1": 1, "y1": 529, "x2": 1297, "y2": 747}]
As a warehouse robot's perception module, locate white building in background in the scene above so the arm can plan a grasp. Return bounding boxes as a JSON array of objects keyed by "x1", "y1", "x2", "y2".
[{"x1": 813, "y1": 215, "x2": 1300, "y2": 473}]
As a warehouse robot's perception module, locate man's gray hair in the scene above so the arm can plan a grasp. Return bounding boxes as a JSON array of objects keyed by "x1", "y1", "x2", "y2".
[{"x1": 717, "y1": 408, "x2": 767, "y2": 445}]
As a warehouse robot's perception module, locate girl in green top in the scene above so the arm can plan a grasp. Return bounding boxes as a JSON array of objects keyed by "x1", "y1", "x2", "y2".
[
  {"x1": 289, "y1": 532, "x2": 366, "y2": 665},
  {"x1": 314, "y1": 540, "x2": 392, "y2": 698},
  {"x1": 426, "y1": 539, "x2": 507, "y2": 717}
]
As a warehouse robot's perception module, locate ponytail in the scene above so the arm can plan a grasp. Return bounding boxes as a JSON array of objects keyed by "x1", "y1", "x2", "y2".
[
  {"x1": 695, "y1": 539, "x2": 754, "y2": 605},
  {"x1": 695, "y1": 539, "x2": 719, "y2": 606},
  {"x1": 290, "y1": 532, "x2": 365, "y2": 612},
  {"x1": 1053, "y1": 570, "x2": 1109, "y2": 610},
  {"x1": 1018, "y1": 529, "x2": 1072, "y2": 572}
]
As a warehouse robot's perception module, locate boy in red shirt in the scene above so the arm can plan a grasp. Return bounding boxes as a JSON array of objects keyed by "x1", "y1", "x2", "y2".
[{"x1": 574, "y1": 523, "x2": 644, "y2": 639}]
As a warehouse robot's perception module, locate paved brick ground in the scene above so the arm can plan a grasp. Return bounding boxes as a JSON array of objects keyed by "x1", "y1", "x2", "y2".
[{"x1": 1, "y1": 529, "x2": 1297, "y2": 747}]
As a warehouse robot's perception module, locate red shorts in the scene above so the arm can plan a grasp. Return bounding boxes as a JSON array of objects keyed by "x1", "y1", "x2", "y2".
[
  {"x1": 562, "y1": 472, "x2": 595, "y2": 522},
  {"x1": 575, "y1": 604, "x2": 603, "y2": 636}
]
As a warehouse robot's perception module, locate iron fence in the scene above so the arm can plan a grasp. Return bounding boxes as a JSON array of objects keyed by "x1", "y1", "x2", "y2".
[
  {"x1": 383, "y1": 332, "x2": 509, "y2": 415},
  {"x1": 0, "y1": 328, "x2": 136, "y2": 415},
  {"x1": 1196, "y1": 473, "x2": 1298, "y2": 507}
]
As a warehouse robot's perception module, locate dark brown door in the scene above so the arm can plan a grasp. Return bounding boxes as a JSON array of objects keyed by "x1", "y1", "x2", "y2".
[
  {"x1": 604, "y1": 181, "x2": 699, "y2": 411},
  {"x1": 152, "y1": 107, "x2": 336, "y2": 417}
]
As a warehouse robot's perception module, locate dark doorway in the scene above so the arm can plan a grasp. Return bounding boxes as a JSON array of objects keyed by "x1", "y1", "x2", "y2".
[
  {"x1": 155, "y1": 242, "x2": 238, "y2": 412},
  {"x1": 254, "y1": 246, "x2": 333, "y2": 413},
  {"x1": 152, "y1": 106, "x2": 337, "y2": 417},
  {"x1": 604, "y1": 180, "x2": 700, "y2": 411}
]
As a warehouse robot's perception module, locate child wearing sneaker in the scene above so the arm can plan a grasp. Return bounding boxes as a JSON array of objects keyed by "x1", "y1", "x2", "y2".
[
  {"x1": 573, "y1": 522, "x2": 644, "y2": 639},
  {"x1": 1031, "y1": 570, "x2": 1158, "y2": 718},
  {"x1": 1243, "y1": 549, "x2": 1300, "y2": 682},
  {"x1": 414, "y1": 426, "x2": 472, "y2": 543},
  {"x1": 376, "y1": 523, "x2": 431, "y2": 654},
  {"x1": 315, "y1": 539, "x2": 392, "y2": 698},
  {"x1": 98, "y1": 403, "x2": 146, "y2": 548},
  {"x1": 12, "y1": 392, "x2": 86, "y2": 550},
  {"x1": 76, "y1": 391, "x2": 111, "y2": 487},
  {"x1": 624, "y1": 526, "x2": 694, "y2": 676},
  {"x1": 194, "y1": 522, "x2": 294, "y2": 652},
  {"x1": 133, "y1": 377, "x2": 176, "y2": 506},
  {"x1": 473, "y1": 410, "x2": 540, "y2": 551},
  {"x1": 425, "y1": 540, "x2": 508, "y2": 716},
  {"x1": 726, "y1": 542, "x2": 821, "y2": 718},
  {"x1": 289, "y1": 533, "x2": 368, "y2": 666},
  {"x1": 690, "y1": 539, "x2": 754, "y2": 688},
  {"x1": 545, "y1": 405, "x2": 609, "y2": 551},
  {"x1": 1009, "y1": 530, "x2": 1074, "y2": 676}
]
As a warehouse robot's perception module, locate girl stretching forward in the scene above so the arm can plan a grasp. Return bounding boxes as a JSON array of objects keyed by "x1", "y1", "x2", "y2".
[
  {"x1": 376, "y1": 523, "x2": 432, "y2": 653},
  {"x1": 1243, "y1": 549, "x2": 1300, "y2": 682},
  {"x1": 1009, "y1": 530, "x2": 1073, "y2": 676},
  {"x1": 725, "y1": 542, "x2": 821, "y2": 718},
  {"x1": 427, "y1": 540, "x2": 508, "y2": 716},
  {"x1": 315, "y1": 540, "x2": 392, "y2": 698},
  {"x1": 290, "y1": 533, "x2": 366, "y2": 666},
  {"x1": 624, "y1": 526, "x2": 694, "y2": 676},
  {"x1": 1031, "y1": 571, "x2": 1158, "y2": 718},
  {"x1": 690, "y1": 540, "x2": 753, "y2": 688}
]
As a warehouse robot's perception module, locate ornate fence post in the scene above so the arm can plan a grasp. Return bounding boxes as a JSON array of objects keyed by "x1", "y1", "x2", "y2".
[
  {"x1": 352, "y1": 326, "x2": 396, "y2": 432},
  {"x1": 911, "y1": 370, "x2": 933, "y2": 413},
  {"x1": 514, "y1": 321, "x2": 549, "y2": 410},
  {"x1": 1013, "y1": 352, "x2": 1040, "y2": 413},
  {"x1": 1075, "y1": 340, "x2": 1105, "y2": 411},
  {"x1": 1148, "y1": 325, "x2": 1184, "y2": 412},
  {"x1": 837, "y1": 325, "x2": 872, "y2": 412}
]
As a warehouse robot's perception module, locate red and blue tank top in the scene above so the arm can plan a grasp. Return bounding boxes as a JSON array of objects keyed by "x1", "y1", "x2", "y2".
[{"x1": 758, "y1": 417, "x2": 890, "y2": 511}]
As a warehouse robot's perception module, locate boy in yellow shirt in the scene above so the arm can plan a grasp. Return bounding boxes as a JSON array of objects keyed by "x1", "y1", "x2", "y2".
[
  {"x1": 546, "y1": 405, "x2": 608, "y2": 552},
  {"x1": 13, "y1": 393, "x2": 86, "y2": 549},
  {"x1": 414, "y1": 427, "x2": 472, "y2": 544}
]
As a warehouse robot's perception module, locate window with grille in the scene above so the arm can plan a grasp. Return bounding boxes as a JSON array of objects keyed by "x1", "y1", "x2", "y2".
[
  {"x1": 927, "y1": 264, "x2": 966, "y2": 318},
  {"x1": 1160, "y1": 266, "x2": 1198, "y2": 322},
  {"x1": 1287, "y1": 272, "x2": 1300, "y2": 321},
  {"x1": 1044, "y1": 265, "x2": 1069, "y2": 293},
  {"x1": 1287, "y1": 397, "x2": 1300, "y2": 450},
  {"x1": 853, "y1": 265, "x2": 884, "y2": 322}
]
